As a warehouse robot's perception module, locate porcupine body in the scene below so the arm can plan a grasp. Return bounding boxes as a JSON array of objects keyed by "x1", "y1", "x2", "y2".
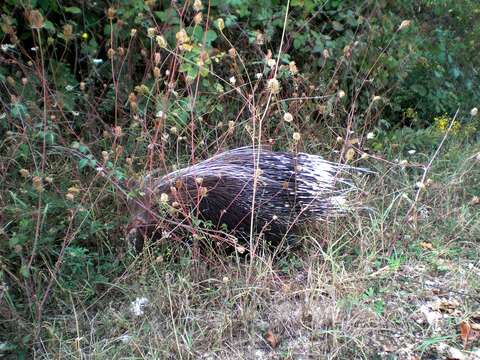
[{"x1": 127, "y1": 146, "x2": 358, "y2": 252}]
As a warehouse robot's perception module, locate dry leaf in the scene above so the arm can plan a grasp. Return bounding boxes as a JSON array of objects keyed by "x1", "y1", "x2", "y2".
[
  {"x1": 459, "y1": 321, "x2": 480, "y2": 349},
  {"x1": 460, "y1": 321, "x2": 471, "y2": 348},
  {"x1": 434, "y1": 299, "x2": 460, "y2": 313},
  {"x1": 265, "y1": 329, "x2": 279, "y2": 348},
  {"x1": 345, "y1": 148, "x2": 355, "y2": 161},
  {"x1": 420, "y1": 242, "x2": 433, "y2": 250}
]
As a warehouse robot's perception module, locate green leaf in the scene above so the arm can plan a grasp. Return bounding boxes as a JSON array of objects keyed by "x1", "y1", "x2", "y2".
[
  {"x1": 11, "y1": 102, "x2": 28, "y2": 119},
  {"x1": 43, "y1": 20, "x2": 55, "y2": 32},
  {"x1": 79, "y1": 158, "x2": 89, "y2": 169},
  {"x1": 65, "y1": 7, "x2": 82, "y2": 14},
  {"x1": 20, "y1": 265, "x2": 30, "y2": 279}
]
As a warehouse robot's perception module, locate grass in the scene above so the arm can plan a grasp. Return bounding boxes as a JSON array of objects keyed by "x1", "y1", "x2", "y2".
[
  {"x1": 1, "y1": 3, "x2": 480, "y2": 357},
  {"x1": 3, "y1": 141, "x2": 478, "y2": 359}
]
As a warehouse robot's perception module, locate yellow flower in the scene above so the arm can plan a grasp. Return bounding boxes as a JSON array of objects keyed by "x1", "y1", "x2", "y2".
[{"x1": 81, "y1": 32, "x2": 89, "y2": 40}]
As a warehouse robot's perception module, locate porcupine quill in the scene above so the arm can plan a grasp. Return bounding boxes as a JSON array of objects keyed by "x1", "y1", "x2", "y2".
[{"x1": 126, "y1": 146, "x2": 364, "y2": 252}]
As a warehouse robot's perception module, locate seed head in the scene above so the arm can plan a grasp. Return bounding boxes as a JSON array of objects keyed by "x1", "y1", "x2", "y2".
[
  {"x1": 160, "y1": 193, "x2": 169, "y2": 203},
  {"x1": 19, "y1": 168, "x2": 30, "y2": 178},
  {"x1": 289, "y1": 61, "x2": 298, "y2": 75},
  {"x1": 63, "y1": 24, "x2": 73, "y2": 41},
  {"x1": 154, "y1": 52, "x2": 161, "y2": 64},
  {"x1": 267, "y1": 58, "x2": 276, "y2": 68},
  {"x1": 154, "y1": 35, "x2": 167, "y2": 50},
  {"x1": 216, "y1": 18, "x2": 225, "y2": 31},
  {"x1": 27, "y1": 10, "x2": 44, "y2": 29},
  {"x1": 107, "y1": 7, "x2": 116, "y2": 20},
  {"x1": 194, "y1": 12, "x2": 202, "y2": 25},
  {"x1": 147, "y1": 27, "x2": 156, "y2": 38},
  {"x1": 32, "y1": 176, "x2": 43, "y2": 193},
  {"x1": 283, "y1": 112, "x2": 293, "y2": 123},
  {"x1": 193, "y1": 0, "x2": 203, "y2": 12},
  {"x1": 266, "y1": 78, "x2": 280, "y2": 94}
]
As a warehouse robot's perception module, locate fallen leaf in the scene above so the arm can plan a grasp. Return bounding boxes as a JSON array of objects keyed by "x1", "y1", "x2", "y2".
[
  {"x1": 265, "y1": 329, "x2": 279, "y2": 348},
  {"x1": 420, "y1": 242, "x2": 433, "y2": 250},
  {"x1": 434, "y1": 299, "x2": 460, "y2": 314},
  {"x1": 460, "y1": 321, "x2": 471, "y2": 348}
]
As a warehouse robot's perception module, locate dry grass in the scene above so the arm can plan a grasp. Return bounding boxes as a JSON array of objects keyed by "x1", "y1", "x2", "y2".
[{"x1": 24, "y1": 144, "x2": 480, "y2": 359}]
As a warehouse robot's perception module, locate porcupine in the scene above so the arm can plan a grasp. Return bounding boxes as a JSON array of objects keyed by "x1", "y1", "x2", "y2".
[{"x1": 126, "y1": 146, "x2": 360, "y2": 252}]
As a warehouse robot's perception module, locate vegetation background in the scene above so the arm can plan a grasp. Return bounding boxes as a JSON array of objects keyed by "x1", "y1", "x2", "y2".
[{"x1": 0, "y1": 0, "x2": 479, "y2": 358}]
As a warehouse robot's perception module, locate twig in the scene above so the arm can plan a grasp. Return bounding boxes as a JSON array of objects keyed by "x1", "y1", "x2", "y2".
[{"x1": 405, "y1": 108, "x2": 460, "y2": 220}]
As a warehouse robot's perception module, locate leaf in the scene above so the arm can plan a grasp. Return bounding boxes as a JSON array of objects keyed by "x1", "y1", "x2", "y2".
[
  {"x1": 265, "y1": 329, "x2": 278, "y2": 348},
  {"x1": 78, "y1": 158, "x2": 89, "y2": 169},
  {"x1": 43, "y1": 20, "x2": 55, "y2": 32},
  {"x1": 332, "y1": 21, "x2": 344, "y2": 31},
  {"x1": 345, "y1": 148, "x2": 355, "y2": 161},
  {"x1": 460, "y1": 321, "x2": 471, "y2": 348},
  {"x1": 11, "y1": 102, "x2": 28, "y2": 119},
  {"x1": 65, "y1": 7, "x2": 82, "y2": 14},
  {"x1": 20, "y1": 265, "x2": 30, "y2": 279},
  {"x1": 420, "y1": 242, "x2": 433, "y2": 250}
]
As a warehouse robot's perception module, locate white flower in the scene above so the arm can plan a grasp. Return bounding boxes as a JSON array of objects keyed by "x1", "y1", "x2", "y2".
[
  {"x1": 366, "y1": 132, "x2": 375, "y2": 140},
  {"x1": 408, "y1": 149, "x2": 416, "y2": 155},
  {"x1": 337, "y1": 90, "x2": 346, "y2": 99},
  {"x1": 255, "y1": 73, "x2": 263, "y2": 79},
  {"x1": 129, "y1": 297, "x2": 149, "y2": 316},
  {"x1": 65, "y1": 85, "x2": 74, "y2": 91},
  {"x1": 470, "y1": 107, "x2": 478, "y2": 117},
  {"x1": 229, "y1": 76, "x2": 236, "y2": 85},
  {"x1": 292, "y1": 132, "x2": 301, "y2": 141},
  {"x1": 92, "y1": 58, "x2": 103, "y2": 65},
  {"x1": 283, "y1": 112, "x2": 293, "y2": 123}
]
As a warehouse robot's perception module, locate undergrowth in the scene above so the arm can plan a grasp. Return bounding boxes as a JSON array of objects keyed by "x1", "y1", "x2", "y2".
[{"x1": 1, "y1": 0, "x2": 479, "y2": 358}]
